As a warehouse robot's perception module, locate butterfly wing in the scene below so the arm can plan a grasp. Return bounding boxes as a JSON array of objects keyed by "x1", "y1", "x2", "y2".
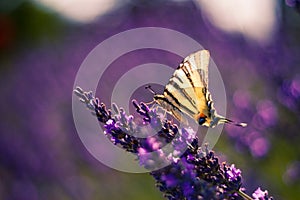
[
  {"x1": 182, "y1": 50, "x2": 209, "y2": 88},
  {"x1": 154, "y1": 50, "x2": 247, "y2": 128},
  {"x1": 154, "y1": 50, "x2": 213, "y2": 126}
]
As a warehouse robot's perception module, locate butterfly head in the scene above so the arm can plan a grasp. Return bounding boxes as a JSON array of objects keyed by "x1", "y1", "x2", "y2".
[
  {"x1": 195, "y1": 108, "x2": 247, "y2": 128},
  {"x1": 195, "y1": 112, "x2": 211, "y2": 127}
]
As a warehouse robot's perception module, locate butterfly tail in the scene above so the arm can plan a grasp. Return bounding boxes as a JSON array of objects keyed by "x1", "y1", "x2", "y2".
[{"x1": 220, "y1": 118, "x2": 247, "y2": 127}]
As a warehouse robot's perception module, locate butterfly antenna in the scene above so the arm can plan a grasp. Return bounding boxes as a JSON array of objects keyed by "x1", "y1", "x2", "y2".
[
  {"x1": 221, "y1": 118, "x2": 247, "y2": 127},
  {"x1": 145, "y1": 85, "x2": 157, "y2": 95},
  {"x1": 144, "y1": 85, "x2": 157, "y2": 105}
]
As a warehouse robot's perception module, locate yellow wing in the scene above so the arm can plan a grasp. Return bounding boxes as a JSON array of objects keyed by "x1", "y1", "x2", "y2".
[{"x1": 154, "y1": 50, "x2": 212, "y2": 126}]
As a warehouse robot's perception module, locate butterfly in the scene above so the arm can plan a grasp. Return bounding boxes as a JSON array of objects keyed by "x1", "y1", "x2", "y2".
[{"x1": 147, "y1": 50, "x2": 247, "y2": 128}]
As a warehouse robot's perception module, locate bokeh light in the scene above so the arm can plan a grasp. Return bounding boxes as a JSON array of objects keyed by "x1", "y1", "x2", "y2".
[
  {"x1": 33, "y1": 0, "x2": 125, "y2": 23},
  {"x1": 195, "y1": 0, "x2": 279, "y2": 45}
]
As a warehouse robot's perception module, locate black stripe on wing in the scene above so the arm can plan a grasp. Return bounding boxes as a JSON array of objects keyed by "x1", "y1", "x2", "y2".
[
  {"x1": 167, "y1": 78, "x2": 197, "y2": 109},
  {"x1": 180, "y1": 62, "x2": 195, "y2": 89},
  {"x1": 183, "y1": 50, "x2": 210, "y2": 88},
  {"x1": 154, "y1": 95, "x2": 181, "y2": 114},
  {"x1": 163, "y1": 88, "x2": 196, "y2": 117},
  {"x1": 202, "y1": 87, "x2": 214, "y2": 118}
]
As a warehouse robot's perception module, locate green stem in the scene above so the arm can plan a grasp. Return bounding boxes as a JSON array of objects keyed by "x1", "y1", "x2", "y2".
[{"x1": 238, "y1": 190, "x2": 253, "y2": 200}]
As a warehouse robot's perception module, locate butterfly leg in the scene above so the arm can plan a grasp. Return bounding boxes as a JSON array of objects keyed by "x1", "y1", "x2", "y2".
[{"x1": 144, "y1": 100, "x2": 156, "y2": 106}]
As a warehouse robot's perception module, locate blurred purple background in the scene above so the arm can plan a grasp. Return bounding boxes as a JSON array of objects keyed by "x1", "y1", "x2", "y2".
[{"x1": 0, "y1": 0, "x2": 300, "y2": 199}]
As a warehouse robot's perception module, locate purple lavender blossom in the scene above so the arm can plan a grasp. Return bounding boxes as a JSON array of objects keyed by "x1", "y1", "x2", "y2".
[
  {"x1": 252, "y1": 188, "x2": 273, "y2": 200},
  {"x1": 74, "y1": 87, "x2": 274, "y2": 200},
  {"x1": 226, "y1": 164, "x2": 242, "y2": 182}
]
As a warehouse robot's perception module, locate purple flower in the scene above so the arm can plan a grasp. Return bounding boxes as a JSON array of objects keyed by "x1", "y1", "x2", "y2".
[
  {"x1": 252, "y1": 187, "x2": 273, "y2": 200},
  {"x1": 226, "y1": 164, "x2": 242, "y2": 182},
  {"x1": 74, "y1": 87, "x2": 273, "y2": 200}
]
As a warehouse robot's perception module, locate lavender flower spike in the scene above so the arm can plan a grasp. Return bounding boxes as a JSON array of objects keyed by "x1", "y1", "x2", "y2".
[{"x1": 74, "y1": 87, "x2": 273, "y2": 200}]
